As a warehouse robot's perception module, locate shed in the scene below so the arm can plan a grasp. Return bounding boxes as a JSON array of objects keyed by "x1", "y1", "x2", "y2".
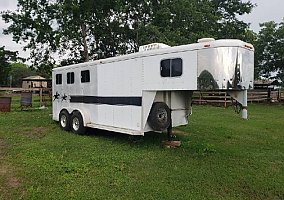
[{"x1": 22, "y1": 76, "x2": 48, "y2": 89}]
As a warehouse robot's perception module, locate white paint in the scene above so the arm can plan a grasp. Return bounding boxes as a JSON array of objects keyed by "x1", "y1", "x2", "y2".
[{"x1": 53, "y1": 39, "x2": 254, "y2": 135}]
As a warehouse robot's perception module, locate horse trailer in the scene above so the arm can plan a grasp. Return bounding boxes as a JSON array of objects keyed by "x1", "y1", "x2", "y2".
[{"x1": 52, "y1": 38, "x2": 254, "y2": 136}]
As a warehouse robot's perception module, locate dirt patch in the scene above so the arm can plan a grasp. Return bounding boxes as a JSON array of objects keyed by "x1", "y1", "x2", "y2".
[
  {"x1": 0, "y1": 139, "x2": 8, "y2": 153},
  {"x1": 7, "y1": 177, "x2": 21, "y2": 188},
  {"x1": 19, "y1": 126, "x2": 48, "y2": 138},
  {"x1": 0, "y1": 165, "x2": 8, "y2": 175}
]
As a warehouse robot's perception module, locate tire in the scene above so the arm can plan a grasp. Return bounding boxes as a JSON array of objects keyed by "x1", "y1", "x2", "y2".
[
  {"x1": 148, "y1": 102, "x2": 171, "y2": 131},
  {"x1": 59, "y1": 110, "x2": 70, "y2": 131},
  {"x1": 70, "y1": 111, "x2": 86, "y2": 135}
]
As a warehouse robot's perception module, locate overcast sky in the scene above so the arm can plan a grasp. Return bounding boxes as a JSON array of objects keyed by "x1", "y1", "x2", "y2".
[
  {"x1": 240, "y1": 0, "x2": 284, "y2": 31},
  {"x1": 1, "y1": 0, "x2": 284, "y2": 60}
]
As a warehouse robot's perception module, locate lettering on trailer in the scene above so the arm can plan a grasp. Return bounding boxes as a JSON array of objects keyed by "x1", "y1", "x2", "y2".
[{"x1": 70, "y1": 96, "x2": 142, "y2": 106}]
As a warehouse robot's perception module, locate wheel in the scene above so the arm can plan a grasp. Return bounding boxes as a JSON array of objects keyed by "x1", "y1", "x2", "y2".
[
  {"x1": 148, "y1": 102, "x2": 171, "y2": 131},
  {"x1": 59, "y1": 110, "x2": 70, "y2": 131},
  {"x1": 70, "y1": 111, "x2": 86, "y2": 134}
]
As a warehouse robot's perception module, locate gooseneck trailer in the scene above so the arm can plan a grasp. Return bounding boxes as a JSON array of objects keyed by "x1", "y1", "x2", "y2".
[{"x1": 52, "y1": 38, "x2": 254, "y2": 136}]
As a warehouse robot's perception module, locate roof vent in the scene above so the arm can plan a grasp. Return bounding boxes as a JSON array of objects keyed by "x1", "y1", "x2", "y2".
[
  {"x1": 139, "y1": 43, "x2": 170, "y2": 52},
  {"x1": 197, "y1": 38, "x2": 215, "y2": 43}
]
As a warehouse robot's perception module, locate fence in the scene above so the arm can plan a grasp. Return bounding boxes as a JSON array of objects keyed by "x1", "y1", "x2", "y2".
[
  {"x1": 193, "y1": 89, "x2": 282, "y2": 107},
  {"x1": 280, "y1": 90, "x2": 284, "y2": 101},
  {"x1": 0, "y1": 87, "x2": 52, "y2": 108}
]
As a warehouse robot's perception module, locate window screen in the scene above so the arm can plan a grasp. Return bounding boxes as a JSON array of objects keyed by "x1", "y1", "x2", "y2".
[
  {"x1": 81, "y1": 70, "x2": 90, "y2": 83},
  {"x1": 161, "y1": 59, "x2": 171, "y2": 77},
  {"x1": 67, "y1": 72, "x2": 74, "y2": 84},
  {"x1": 171, "y1": 58, "x2": 182, "y2": 77},
  {"x1": 160, "y1": 58, "x2": 183, "y2": 77},
  {"x1": 56, "y1": 74, "x2": 62, "y2": 85}
]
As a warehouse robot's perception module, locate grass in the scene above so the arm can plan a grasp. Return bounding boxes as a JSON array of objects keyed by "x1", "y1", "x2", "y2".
[{"x1": 0, "y1": 96, "x2": 283, "y2": 199}]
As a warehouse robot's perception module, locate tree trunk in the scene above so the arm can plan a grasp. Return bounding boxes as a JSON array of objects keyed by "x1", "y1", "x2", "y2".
[{"x1": 81, "y1": 24, "x2": 89, "y2": 62}]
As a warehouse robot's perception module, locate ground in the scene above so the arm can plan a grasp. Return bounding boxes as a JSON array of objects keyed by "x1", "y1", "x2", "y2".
[{"x1": 0, "y1": 97, "x2": 283, "y2": 199}]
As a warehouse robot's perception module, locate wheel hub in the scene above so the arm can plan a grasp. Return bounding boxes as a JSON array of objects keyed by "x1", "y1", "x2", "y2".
[
  {"x1": 72, "y1": 117, "x2": 80, "y2": 131},
  {"x1": 157, "y1": 108, "x2": 167, "y2": 123},
  {"x1": 60, "y1": 115, "x2": 67, "y2": 127}
]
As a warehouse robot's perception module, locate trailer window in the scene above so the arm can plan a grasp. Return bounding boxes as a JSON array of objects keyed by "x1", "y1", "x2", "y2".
[
  {"x1": 56, "y1": 74, "x2": 62, "y2": 85},
  {"x1": 67, "y1": 72, "x2": 74, "y2": 84},
  {"x1": 81, "y1": 70, "x2": 90, "y2": 83},
  {"x1": 161, "y1": 58, "x2": 182, "y2": 77},
  {"x1": 171, "y1": 58, "x2": 182, "y2": 77},
  {"x1": 161, "y1": 59, "x2": 171, "y2": 77}
]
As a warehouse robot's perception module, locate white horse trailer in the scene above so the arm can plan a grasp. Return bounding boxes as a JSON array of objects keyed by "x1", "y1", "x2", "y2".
[{"x1": 52, "y1": 39, "x2": 254, "y2": 136}]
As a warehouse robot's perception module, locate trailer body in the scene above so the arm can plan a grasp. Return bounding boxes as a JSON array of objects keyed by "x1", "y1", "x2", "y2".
[{"x1": 52, "y1": 39, "x2": 254, "y2": 135}]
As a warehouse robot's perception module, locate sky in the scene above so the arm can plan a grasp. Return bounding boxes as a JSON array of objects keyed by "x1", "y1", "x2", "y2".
[
  {"x1": 0, "y1": 0, "x2": 284, "y2": 60},
  {"x1": 0, "y1": 0, "x2": 30, "y2": 58},
  {"x1": 240, "y1": 0, "x2": 284, "y2": 32}
]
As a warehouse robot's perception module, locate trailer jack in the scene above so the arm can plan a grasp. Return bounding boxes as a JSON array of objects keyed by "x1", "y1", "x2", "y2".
[
  {"x1": 163, "y1": 121, "x2": 181, "y2": 148},
  {"x1": 167, "y1": 123, "x2": 173, "y2": 141},
  {"x1": 228, "y1": 90, "x2": 248, "y2": 119}
]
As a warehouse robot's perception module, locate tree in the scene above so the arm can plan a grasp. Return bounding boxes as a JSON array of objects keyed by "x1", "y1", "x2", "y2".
[
  {"x1": 1, "y1": 0, "x2": 133, "y2": 66},
  {"x1": 0, "y1": 47, "x2": 17, "y2": 86},
  {"x1": 9, "y1": 63, "x2": 37, "y2": 87},
  {"x1": 254, "y1": 21, "x2": 284, "y2": 82},
  {"x1": 274, "y1": 21, "x2": 284, "y2": 82},
  {"x1": 131, "y1": 0, "x2": 254, "y2": 47},
  {"x1": 210, "y1": 0, "x2": 254, "y2": 40},
  {"x1": 1, "y1": 0, "x2": 254, "y2": 73}
]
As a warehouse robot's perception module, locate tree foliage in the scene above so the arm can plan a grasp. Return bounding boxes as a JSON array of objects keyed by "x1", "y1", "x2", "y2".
[
  {"x1": 254, "y1": 21, "x2": 284, "y2": 82},
  {"x1": 9, "y1": 63, "x2": 37, "y2": 87},
  {"x1": 2, "y1": 0, "x2": 254, "y2": 75},
  {"x1": 0, "y1": 47, "x2": 18, "y2": 86}
]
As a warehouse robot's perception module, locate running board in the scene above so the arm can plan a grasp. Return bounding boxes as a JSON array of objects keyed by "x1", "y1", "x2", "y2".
[{"x1": 86, "y1": 123, "x2": 144, "y2": 136}]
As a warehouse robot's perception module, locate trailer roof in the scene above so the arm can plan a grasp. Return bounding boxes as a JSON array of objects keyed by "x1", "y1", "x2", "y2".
[{"x1": 53, "y1": 39, "x2": 253, "y2": 71}]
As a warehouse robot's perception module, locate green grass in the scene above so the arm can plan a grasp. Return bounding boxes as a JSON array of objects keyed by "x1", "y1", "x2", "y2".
[{"x1": 0, "y1": 97, "x2": 283, "y2": 199}]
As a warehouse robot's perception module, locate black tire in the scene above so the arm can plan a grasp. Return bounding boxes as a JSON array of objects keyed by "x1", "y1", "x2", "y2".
[
  {"x1": 70, "y1": 111, "x2": 86, "y2": 135},
  {"x1": 59, "y1": 110, "x2": 70, "y2": 131},
  {"x1": 148, "y1": 102, "x2": 171, "y2": 131}
]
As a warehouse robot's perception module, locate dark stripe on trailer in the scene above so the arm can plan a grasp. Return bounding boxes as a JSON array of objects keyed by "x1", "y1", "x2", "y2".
[{"x1": 70, "y1": 96, "x2": 142, "y2": 106}]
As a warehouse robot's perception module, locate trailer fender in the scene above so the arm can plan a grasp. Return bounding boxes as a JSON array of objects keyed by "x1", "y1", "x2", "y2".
[
  {"x1": 142, "y1": 91, "x2": 157, "y2": 130},
  {"x1": 70, "y1": 108, "x2": 91, "y2": 126}
]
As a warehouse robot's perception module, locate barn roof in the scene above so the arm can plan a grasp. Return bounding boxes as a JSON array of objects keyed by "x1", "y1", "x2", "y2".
[{"x1": 22, "y1": 76, "x2": 46, "y2": 80}]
